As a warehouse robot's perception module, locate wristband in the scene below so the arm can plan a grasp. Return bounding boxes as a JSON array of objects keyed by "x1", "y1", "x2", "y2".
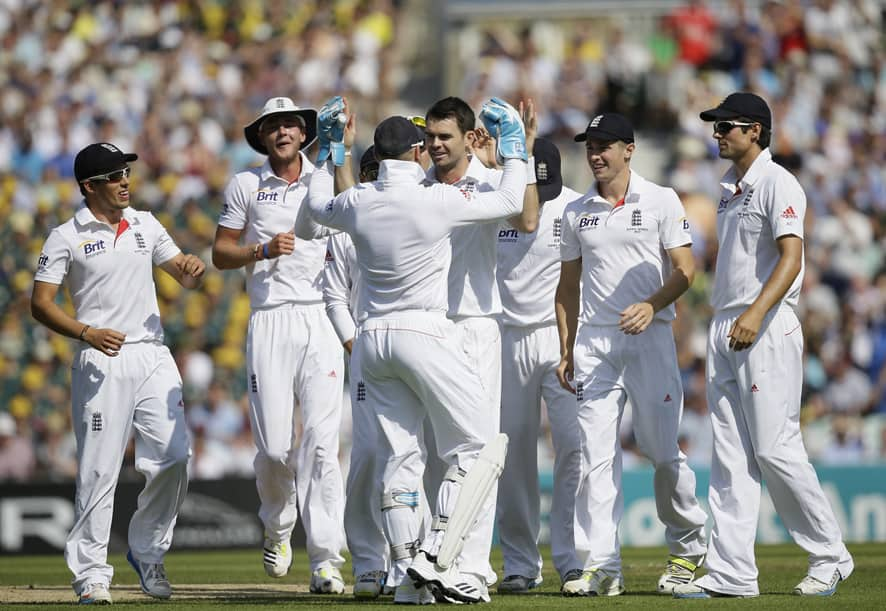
[
  {"x1": 526, "y1": 155, "x2": 537, "y2": 184},
  {"x1": 253, "y1": 243, "x2": 262, "y2": 260},
  {"x1": 344, "y1": 150, "x2": 352, "y2": 156},
  {"x1": 79, "y1": 325, "x2": 90, "y2": 342},
  {"x1": 262, "y1": 243, "x2": 270, "y2": 259}
]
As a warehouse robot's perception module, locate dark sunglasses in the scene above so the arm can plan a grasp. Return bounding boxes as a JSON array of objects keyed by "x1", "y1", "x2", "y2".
[
  {"x1": 714, "y1": 120, "x2": 756, "y2": 135},
  {"x1": 83, "y1": 166, "x2": 131, "y2": 183}
]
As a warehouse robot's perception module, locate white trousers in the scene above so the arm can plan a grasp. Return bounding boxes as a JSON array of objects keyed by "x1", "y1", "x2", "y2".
[
  {"x1": 697, "y1": 308, "x2": 852, "y2": 596},
  {"x1": 356, "y1": 313, "x2": 497, "y2": 578},
  {"x1": 572, "y1": 322, "x2": 707, "y2": 573},
  {"x1": 65, "y1": 343, "x2": 190, "y2": 595},
  {"x1": 497, "y1": 323, "x2": 582, "y2": 580},
  {"x1": 247, "y1": 304, "x2": 345, "y2": 570},
  {"x1": 343, "y1": 340, "x2": 389, "y2": 577}
]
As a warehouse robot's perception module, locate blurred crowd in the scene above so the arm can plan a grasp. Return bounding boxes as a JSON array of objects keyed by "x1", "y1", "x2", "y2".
[{"x1": 1, "y1": 0, "x2": 884, "y2": 483}]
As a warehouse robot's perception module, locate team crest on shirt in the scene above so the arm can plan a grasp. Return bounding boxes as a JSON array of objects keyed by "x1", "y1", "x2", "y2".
[
  {"x1": 737, "y1": 187, "x2": 755, "y2": 218},
  {"x1": 548, "y1": 217, "x2": 562, "y2": 248},
  {"x1": 627, "y1": 209, "x2": 648, "y2": 233},
  {"x1": 458, "y1": 181, "x2": 477, "y2": 201},
  {"x1": 79, "y1": 239, "x2": 107, "y2": 258}
]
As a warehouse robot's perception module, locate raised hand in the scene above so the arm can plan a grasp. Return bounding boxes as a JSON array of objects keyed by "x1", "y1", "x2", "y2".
[
  {"x1": 479, "y1": 97, "x2": 527, "y2": 163},
  {"x1": 317, "y1": 95, "x2": 348, "y2": 165}
]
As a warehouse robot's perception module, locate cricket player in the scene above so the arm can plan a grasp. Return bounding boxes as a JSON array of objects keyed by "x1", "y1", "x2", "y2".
[
  {"x1": 495, "y1": 138, "x2": 585, "y2": 594},
  {"x1": 421, "y1": 96, "x2": 540, "y2": 590},
  {"x1": 674, "y1": 93, "x2": 853, "y2": 598},
  {"x1": 211, "y1": 97, "x2": 346, "y2": 594},
  {"x1": 301, "y1": 106, "x2": 528, "y2": 604},
  {"x1": 555, "y1": 113, "x2": 708, "y2": 596},
  {"x1": 31, "y1": 142, "x2": 203, "y2": 604}
]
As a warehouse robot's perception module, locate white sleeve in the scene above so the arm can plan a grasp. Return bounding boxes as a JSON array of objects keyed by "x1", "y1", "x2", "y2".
[
  {"x1": 660, "y1": 188, "x2": 692, "y2": 250},
  {"x1": 768, "y1": 172, "x2": 806, "y2": 240},
  {"x1": 445, "y1": 158, "x2": 526, "y2": 225},
  {"x1": 219, "y1": 175, "x2": 248, "y2": 230},
  {"x1": 559, "y1": 204, "x2": 581, "y2": 262},
  {"x1": 295, "y1": 162, "x2": 339, "y2": 239},
  {"x1": 303, "y1": 160, "x2": 350, "y2": 234},
  {"x1": 149, "y1": 214, "x2": 182, "y2": 265},
  {"x1": 34, "y1": 229, "x2": 71, "y2": 285},
  {"x1": 322, "y1": 234, "x2": 357, "y2": 344}
]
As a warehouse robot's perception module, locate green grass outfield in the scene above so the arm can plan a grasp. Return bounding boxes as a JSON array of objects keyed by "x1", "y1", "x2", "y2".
[{"x1": 1, "y1": 543, "x2": 883, "y2": 608}]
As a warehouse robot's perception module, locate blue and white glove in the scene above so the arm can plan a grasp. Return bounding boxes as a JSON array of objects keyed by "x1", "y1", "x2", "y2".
[
  {"x1": 317, "y1": 95, "x2": 348, "y2": 166},
  {"x1": 479, "y1": 97, "x2": 527, "y2": 163}
]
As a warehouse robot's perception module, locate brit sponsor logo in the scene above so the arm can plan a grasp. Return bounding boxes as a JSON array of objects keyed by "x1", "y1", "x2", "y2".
[
  {"x1": 38, "y1": 254, "x2": 49, "y2": 269},
  {"x1": 578, "y1": 215, "x2": 600, "y2": 230},
  {"x1": 717, "y1": 198, "x2": 729, "y2": 213},
  {"x1": 498, "y1": 228, "x2": 519, "y2": 243},
  {"x1": 79, "y1": 239, "x2": 107, "y2": 258},
  {"x1": 255, "y1": 190, "x2": 279, "y2": 204}
]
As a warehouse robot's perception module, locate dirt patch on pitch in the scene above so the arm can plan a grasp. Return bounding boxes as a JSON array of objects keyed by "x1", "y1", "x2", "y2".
[{"x1": 1, "y1": 583, "x2": 313, "y2": 604}]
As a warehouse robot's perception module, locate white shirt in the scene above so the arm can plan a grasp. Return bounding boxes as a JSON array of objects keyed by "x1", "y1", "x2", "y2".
[
  {"x1": 306, "y1": 158, "x2": 526, "y2": 321},
  {"x1": 34, "y1": 204, "x2": 180, "y2": 344},
  {"x1": 560, "y1": 171, "x2": 691, "y2": 326},
  {"x1": 322, "y1": 231, "x2": 359, "y2": 343},
  {"x1": 497, "y1": 186, "x2": 583, "y2": 327},
  {"x1": 711, "y1": 148, "x2": 806, "y2": 312},
  {"x1": 424, "y1": 156, "x2": 504, "y2": 319},
  {"x1": 219, "y1": 152, "x2": 327, "y2": 309}
]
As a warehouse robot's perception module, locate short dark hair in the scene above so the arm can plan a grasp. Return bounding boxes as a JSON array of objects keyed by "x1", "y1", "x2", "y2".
[
  {"x1": 757, "y1": 125, "x2": 771, "y2": 149},
  {"x1": 426, "y1": 97, "x2": 475, "y2": 135},
  {"x1": 737, "y1": 116, "x2": 771, "y2": 149}
]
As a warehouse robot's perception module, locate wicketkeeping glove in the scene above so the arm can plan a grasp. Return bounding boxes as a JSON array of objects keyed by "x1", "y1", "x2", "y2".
[
  {"x1": 317, "y1": 95, "x2": 348, "y2": 166},
  {"x1": 479, "y1": 97, "x2": 527, "y2": 163}
]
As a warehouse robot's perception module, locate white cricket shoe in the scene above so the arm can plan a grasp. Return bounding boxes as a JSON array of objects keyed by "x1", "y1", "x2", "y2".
[
  {"x1": 407, "y1": 552, "x2": 487, "y2": 603},
  {"x1": 393, "y1": 579, "x2": 436, "y2": 605},
  {"x1": 673, "y1": 581, "x2": 757, "y2": 598},
  {"x1": 497, "y1": 574, "x2": 543, "y2": 593},
  {"x1": 78, "y1": 583, "x2": 112, "y2": 605},
  {"x1": 310, "y1": 567, "x2": 346, "y2": 594},
  {"x1": 658, "y1": 556, "x2": 699, "y2": 593},
  {"x1": 354, "y1": 570, "x2": 387, "y2": 599},
  {"x1": 793, "y1": 571, "x2": 841, "y2": 596},
  {"x1": 561, "y1": 568, "x2": 624, "y2": 597},
  {"x1": 126, "y1": 550, "x2": 172, "y2": 599},
  {"x1": 262, "y1": 538, "x2": 292, "y2": 578}
]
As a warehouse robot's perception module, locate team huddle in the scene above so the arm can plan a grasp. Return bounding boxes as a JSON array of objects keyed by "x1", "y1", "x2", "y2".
[{"x1": 31, "y1": 91, "x2": 853, "y2": 605}]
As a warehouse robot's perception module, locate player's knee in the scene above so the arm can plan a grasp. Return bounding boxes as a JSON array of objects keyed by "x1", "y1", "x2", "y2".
[{"x1": 381, "y1": 489, "x2": 421, "y2": 512}]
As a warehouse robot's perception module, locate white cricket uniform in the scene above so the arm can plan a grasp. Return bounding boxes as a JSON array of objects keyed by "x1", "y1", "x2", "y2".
[
  {"x1": 220, "y1": 152, "x2": 345, "y2": 571},
  {"x1": 495, "y1": 185, "x2": 584, "y2": 581},
  {"x1": 696, "y1": 149, "x2": 852, "y2": 596},
  {"x1": 322, "y1": 232, "x2": 378, "y2": 577},
  {"x1": 323, "y1": 231, "x2": 433, "y2": 585},
  {"x1": 423, "y1": 157, "x2": 506, "y2": 580},
  {"x1": 35, "y1": 204, "x2": 190, "y2": 596},
  {"x1": 560, "y1": 171, "x2": 707, "y2": 574},
  {"x1": 305, "y1": 157, "x2": 525, "y2": 580}
]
